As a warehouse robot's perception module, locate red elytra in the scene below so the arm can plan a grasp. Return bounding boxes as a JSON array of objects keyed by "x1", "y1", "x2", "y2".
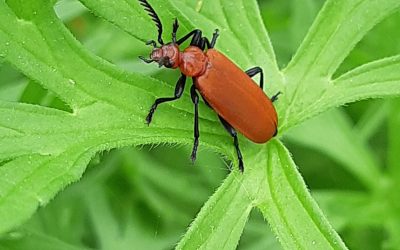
[
  {"x1": 138, "y1": 0, "x2": 280, "y2": 172},
  {"x1": 195, "y1": 49, "x2": 278, "y2": 144}
]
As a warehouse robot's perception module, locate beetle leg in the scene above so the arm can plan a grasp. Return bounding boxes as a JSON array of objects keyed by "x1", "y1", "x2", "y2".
[
  {"x1": 195, "y1": 29, "x2": 220, "y2": 50},
  {"x1": 245, "y1": 67, "x2": 264, "y2": 90},
  {"x1": 270, "y1": 91, "x2": 282, "y2": 103},
  {"x1": 246, "y1": 68, "x2": 282, "y2": 103},
  {"x1": 139, "y1": 56, "x2": 155, "y2": 64},
  {"x1": 218, "y1": 116, "x2": 244, "y2": 172},
  {"x1": 146, "y1": 74, "x2": 187, "y2": 125},
  {"x1": 190, "y1": 84, "x2": 200, "y2": 163},
  {"x1": 199, "y1": 37, "x2": 210, "y2": 50},
  {"x1": 177, "y1": 29, "x2": 202, "y2": 46},
  {"x1": 145, "y1": 40, "x2": 158, "y2": 48},
  {"x1": 172, "y1": 18, "x2": 179, "y2": 43},
  {"x1": 209, "y1": 29, "x2": 220, "y2": 48}
]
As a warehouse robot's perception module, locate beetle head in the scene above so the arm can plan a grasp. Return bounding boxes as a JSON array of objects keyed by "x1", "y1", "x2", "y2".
[
  {"x1": 138, "y1": 0, "x2": 182, "y2": 68},
  {"x1": 140, "y1": 43, "x2": 180, "y2": 69}
]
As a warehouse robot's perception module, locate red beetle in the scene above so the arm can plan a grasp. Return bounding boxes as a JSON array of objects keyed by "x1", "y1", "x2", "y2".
[{"x1": 138, "y1": 0, "x2": 280, "y2": 171}]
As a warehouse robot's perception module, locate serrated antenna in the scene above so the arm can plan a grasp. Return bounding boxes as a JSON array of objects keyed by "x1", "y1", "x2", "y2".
[{"x1": 138, "y1": 0, "x2": 164, "y2": 45}]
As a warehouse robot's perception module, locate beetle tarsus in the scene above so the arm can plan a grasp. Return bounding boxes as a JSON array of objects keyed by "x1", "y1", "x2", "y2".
[
  {"x1": 172, "y1": 18, "x2": 179, "y2": 43},
  {"x1": 271, "y1": 91, "x2": 282, "y2": 102},
  {"x1": 238, "y1": 158, "x2": 244, "y2": 173},
  {"x1": 190, "y1": 139, "x2": 198, "y2": 163},
  {"x1": 210, "y1": 29, "x2": 220, "y2": 48},
  {"x1": 190, "y1": 84, "x2": 200, "y2": 164},
  {"x1": 139, "y1": 56, "x2": 154, "y2": 64},
  {"x1": 234, "y1": 135, "x2": 244, "y2": 173},
  {"x1": 146, "y1": 40, "x2": 157, "y2": 48},
  {"x1": 145, "y1": 105, "x2": 156, "y2": 125}
]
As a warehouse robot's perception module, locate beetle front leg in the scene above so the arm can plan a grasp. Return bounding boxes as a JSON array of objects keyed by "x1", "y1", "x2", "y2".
[
  {"x1": 209, "y1": 29, "x2": 219, "y2": 48},
  {"x1": 172, "y1": 18, "x2": 179, "y2": 43},
  {"x1": 218, "y1": 116, "x2": 244, "y2": 172},
  {"x1": 190, "y1": 84, "x2": 200, "y2": 163},
  {"x1": 146, "y1": 74, "x2": 187, "y2": 125},
  {"x1": 199, "y1": 29, "x2": 220, "y2": 50},
  {"x1": 177, "y1": 29, "x2": 202, "y2": 46}
]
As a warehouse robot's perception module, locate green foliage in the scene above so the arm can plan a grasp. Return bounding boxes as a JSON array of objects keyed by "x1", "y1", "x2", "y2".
[{"x1": 0, "y1": 0, "x2": 400, "y2": 249}]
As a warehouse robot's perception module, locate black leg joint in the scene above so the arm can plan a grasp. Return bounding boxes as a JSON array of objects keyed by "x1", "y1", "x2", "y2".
[
  {"x1": 218, "y1": 116, "x2": 244, "y2": 172},
  {"x1": 177, "y1": 29, "x2": 202, "y2": 46},
  {"x1": 146, "y1": 74, "x2": 187, "y2": 125},
  {"x1": 199, "y1": 37, "x2": 211, "y2": 50},
  {"x1": 246, "y1": 67, "x2": 264, "y2": 90}
]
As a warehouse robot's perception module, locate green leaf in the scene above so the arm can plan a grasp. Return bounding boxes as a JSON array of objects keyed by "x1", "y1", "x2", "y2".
[
  {"x1": 0, "y1": 228, "x2": 89, "y2": 250},
  {"x1": 354, "y1": 100, "x2": 388, "y2": 142},
  {"x1": 176, "y1": 148, "x2": 264, "y2": 250},
  {"x1": 258, "y1": 141, "x2": 347, "y2": 250},
  {"x1": 330, "y1": 55, "x2": 400, "y2": 107},
  {"x1": 0, "y1": 62, "x2": 27, "y2": 102},
  {"x1": 286, "y1": 0, "x2": 400, "y2": 78},
  {"x1": 0, "y1": 0, "x2": 228, "y2": 233},
  {"x1": 285, "y1": 54, "x2": 400, "y2": 138},
  {"x1": 387, "y1": 99, "x2": 400, "y2": 177},
  {"x1": 285, "y1": 109, "x2": 381, "y2": 189},
  {"x1": 279, "y1": 0, "x2": 400, "y2": 132},
  {"x1": 178, "y1": 141, "x2": 347, "y2": 249},
  {"x1": 289, "y1": 0, "x2": 318, "y2": 50},
  {"x1": 1, "y1": 0, "x2": 400, "y2": 248},
  {"x1": 84, "y1": 186, "x2": 174, "y2": 250},
  {"x1": 54, "y1": 0, "x2": 88, "y2": 22}
]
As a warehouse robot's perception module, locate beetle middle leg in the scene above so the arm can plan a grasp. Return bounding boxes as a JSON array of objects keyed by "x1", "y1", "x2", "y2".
[
  {"x1": 190, "y1": 84, "x2": 200, "y2": 162},
  {"x1": 245, "y1": 67, "x2": 264, "y2": 90},
  {"x1": 146, "y1": 74, "x2": 187, "y2": 125},
  {"x1": 218, "y1": 116, "x2": 244, "y2": 172},
  {"x1": 246, "y1": 67, "x2": 281, "y2": 102},
  {"x1": 270, "y1": 91, "x2": 282, "y2": 102}
]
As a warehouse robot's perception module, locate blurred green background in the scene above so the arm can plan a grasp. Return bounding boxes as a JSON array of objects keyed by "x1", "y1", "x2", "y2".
[{"x1": 0, "y1": 0, "x2": 399, "y2": 249}]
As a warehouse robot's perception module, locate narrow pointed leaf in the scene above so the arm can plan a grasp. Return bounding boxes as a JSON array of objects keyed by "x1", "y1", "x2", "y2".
[{"x1": 259, "y1": 141, "x2": 347, "y2": 250}]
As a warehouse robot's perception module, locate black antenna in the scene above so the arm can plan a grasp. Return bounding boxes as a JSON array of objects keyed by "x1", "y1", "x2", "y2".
[{"x1": 138, "y1": 0, "x2": 164, "y2": 45}]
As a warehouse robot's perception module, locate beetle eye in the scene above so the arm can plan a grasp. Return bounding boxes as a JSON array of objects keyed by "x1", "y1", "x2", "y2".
[{"x1": 159, "y1": 57, "x2": 173, "y2": 68}]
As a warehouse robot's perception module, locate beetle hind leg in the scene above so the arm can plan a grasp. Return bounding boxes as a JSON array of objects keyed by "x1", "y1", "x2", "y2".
[
  {"x1": 190, "y1": 84, "x2": 200, "y2": 163},
  {"x1": 218, "y1": 116, "x2": 244, "y2": 172}
]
